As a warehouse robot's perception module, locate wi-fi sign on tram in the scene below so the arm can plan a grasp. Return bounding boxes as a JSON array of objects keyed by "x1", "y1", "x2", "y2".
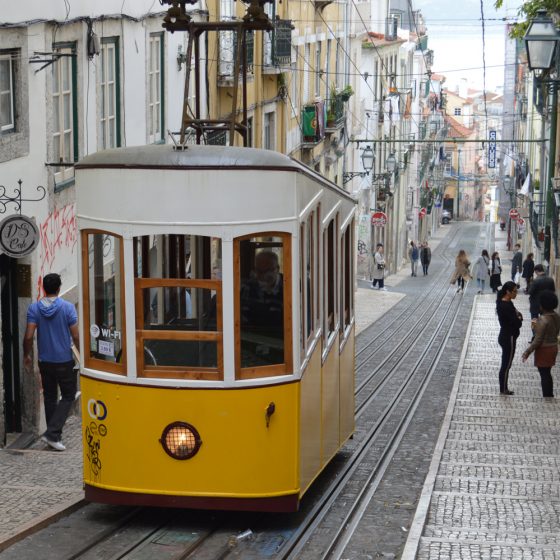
[{"x1": 509, "y1": 208, "x2": 520, "y2": 220}]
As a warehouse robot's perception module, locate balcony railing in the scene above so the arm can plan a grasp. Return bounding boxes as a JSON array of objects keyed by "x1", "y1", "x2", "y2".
[
  {"x1": 325, "y1": 95, "x2": 345, "y2": 130},
  {"x1": 263, "y1": 19, "x2": 293, "y2": 69},
  {"x1": 218, "y1": 29, "x2": 254, "y2": 80},
  {"x1": 530, "y1": 199, "x2": 546, "y2": 249}
]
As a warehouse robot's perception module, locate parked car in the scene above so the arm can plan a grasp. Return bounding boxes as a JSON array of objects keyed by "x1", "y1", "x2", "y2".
[{"x1": 441, "y1": 210, "x2": 451, "y2": 224}]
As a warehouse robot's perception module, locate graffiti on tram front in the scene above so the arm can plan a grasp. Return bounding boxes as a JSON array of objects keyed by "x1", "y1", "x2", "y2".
[{"x1": 85, "y1": 421, "x2": 107, "y2": 478}]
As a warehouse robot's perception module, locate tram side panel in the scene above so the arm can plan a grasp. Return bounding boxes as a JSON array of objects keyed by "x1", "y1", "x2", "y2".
[
  {"x1": 298, "y1": 344, "x2": 323, "y2": 494},
  {"x1": 339, "y1": 329, "x2": 355, "y2": 443}
]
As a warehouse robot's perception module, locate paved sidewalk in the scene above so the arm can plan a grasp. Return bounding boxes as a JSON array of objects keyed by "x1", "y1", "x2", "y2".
[
  {"x1": 355, "y1": 225, "x2": 448, "y2": 335},
  {"x1": 0, "y1": 414, "x2": 84, "y2": 551},
  {"x1": 402, "y1": 291, "x2": 560, "y2": 558}
]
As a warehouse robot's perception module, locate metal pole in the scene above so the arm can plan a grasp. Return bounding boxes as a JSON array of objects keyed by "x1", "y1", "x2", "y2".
[
  {"x1": 456, "y1": 148, "x2": 461, "y2": 220},
  {"x1": 545, "y1": 84, "x2": 558, "y2": 263}
]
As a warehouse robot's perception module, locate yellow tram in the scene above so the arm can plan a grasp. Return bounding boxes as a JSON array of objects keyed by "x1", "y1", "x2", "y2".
[{"x1": 76, "y1": 145, "x2": 356, "y2": 511}]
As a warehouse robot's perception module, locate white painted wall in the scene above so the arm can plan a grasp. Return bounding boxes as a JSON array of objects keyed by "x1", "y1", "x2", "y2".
[{"x1": 0, "y1": 3, "x2": 201, "y2": 299}]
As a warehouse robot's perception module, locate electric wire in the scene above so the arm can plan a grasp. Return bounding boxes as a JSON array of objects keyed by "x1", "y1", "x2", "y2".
[{"x1": 479, "y1": 0, "x2": 490, "y2": 128}]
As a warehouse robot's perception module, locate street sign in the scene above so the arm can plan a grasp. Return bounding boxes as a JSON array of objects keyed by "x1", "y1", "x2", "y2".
[
  {"x1": 0, "y1": 214, "x2": 39, "y2": 258},
  {"x1": 419, "y1": 207, "x2": 427, "y2": 218},
  {"x1": 488, "y1": 130, "x2": 497, "y2": 169},
  {"x1": 517, "y1": 217, "x2": 525, "y2": 226},
  {"x1": 371, "y1": 211, "x2": 387, "y2": 227},
  {"x1": 509, "y1": 208, "x2": 520, "y2": 219}
]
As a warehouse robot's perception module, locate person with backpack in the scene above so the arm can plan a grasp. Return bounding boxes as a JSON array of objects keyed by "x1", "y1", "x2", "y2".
[{"x1": 409, "y1": 241, "x2": 419, "y2": 277}]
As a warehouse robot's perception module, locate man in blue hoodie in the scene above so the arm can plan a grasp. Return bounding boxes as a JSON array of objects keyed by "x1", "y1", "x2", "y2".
[{"x1": 23, "y1": 273, "x2": 80, "y2": 451}]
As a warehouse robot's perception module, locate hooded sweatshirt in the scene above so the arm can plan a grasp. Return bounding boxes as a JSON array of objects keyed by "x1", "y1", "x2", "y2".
[{"x1": 27, "y1": 297, "x2": 78, "y2": 363}]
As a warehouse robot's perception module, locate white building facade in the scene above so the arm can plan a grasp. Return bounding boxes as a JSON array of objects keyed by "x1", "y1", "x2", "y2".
[{"x1": 0, "y1": 1, "x2": 205, "y2": 442}]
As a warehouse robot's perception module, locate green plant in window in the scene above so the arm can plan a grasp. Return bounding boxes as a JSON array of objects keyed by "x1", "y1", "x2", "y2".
[{"x1": 339, "y1": 85, "x2": 354, "y2": 102}]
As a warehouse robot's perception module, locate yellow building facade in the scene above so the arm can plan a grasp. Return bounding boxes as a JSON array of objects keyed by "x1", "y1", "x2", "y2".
[{"x1": 203, "y1": 0, "x2": 349, "y2": 182}]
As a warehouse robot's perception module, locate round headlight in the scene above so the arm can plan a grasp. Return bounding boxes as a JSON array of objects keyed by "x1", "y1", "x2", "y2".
[{"x1": 160, "y1": 422, "x2": 202, "y2": 460}]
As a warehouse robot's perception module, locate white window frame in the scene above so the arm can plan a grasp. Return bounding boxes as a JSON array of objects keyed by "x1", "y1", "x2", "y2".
[
  {"x1": 52, "y1": 45, "x2": 76, "y2": 186},
  {"x1": 290, "y1": 47, "x2": 298, "y2": 117},
  {"x1": 219, "y1": 0, "x2": 235, "y2": 77},
  {"x1": 98, "y1": 38, "x2": 119, "y2": 149},
  {"x1": 263, "y1": 110, "x2": 275, "y2": 150},
  {"x1": 0, "y1": 53, "x2": 15, "y2": 133},
  {"x1": 315, "y1": 41, "x2": 322, "y2": 97},
  {"x1": 454, "y1": 107, "x2": 462, "y2": 116},
  {"x1": 148, "y1": 33, "x2": 164, "y2": 144},
  {"x1": 303, "y1": 43, "x2": 310, "y2": 103}
]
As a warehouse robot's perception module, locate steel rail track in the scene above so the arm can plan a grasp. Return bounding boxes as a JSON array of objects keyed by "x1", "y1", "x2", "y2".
[
  {"x1": 276, "y1": 233, "x2": 470, "y2": 559},
  {"x1": 354, "y1": 225, "x2": 462, "y2": 369}
]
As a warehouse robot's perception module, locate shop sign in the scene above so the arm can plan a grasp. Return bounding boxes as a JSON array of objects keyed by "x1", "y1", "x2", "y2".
[
  {"x1": 0, "y1": 214, "x2": 39, "y2": 258},
  {"x1": 371, "y1": 211, "x2": 387, "y2": 227},
  {"x1": 488, "y1": 130, "x2": 497, "y2": 169}
]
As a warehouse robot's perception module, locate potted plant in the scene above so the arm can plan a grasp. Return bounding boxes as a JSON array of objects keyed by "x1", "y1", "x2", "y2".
[
  {"x1": 327, "y1": 84, "x2": 338, "y2": 126},
  {"x1": 339, "y1": 84, "x2": 354, "y2": 102}
]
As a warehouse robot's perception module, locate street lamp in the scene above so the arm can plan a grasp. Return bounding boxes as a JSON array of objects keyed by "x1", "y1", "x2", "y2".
[
  {"x1": 371, "y1": 152, "x2": 398, "y2": 204},
  {"x1": 524, "y1": 10, "x2": 560, "y2": 75},
  {"x1": 371, "y1": 152, "x2": 397, "y2": 182},
  {"x1": 343, "y1": 145, "x2": 375, "y2": 184},
  {"x1": 524, "y1": 10, "x2": 560, "y2": 261}
]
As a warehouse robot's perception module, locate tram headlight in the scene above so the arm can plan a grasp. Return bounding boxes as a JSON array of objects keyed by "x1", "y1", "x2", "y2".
[{"x1": 160, "y1": 422, "x2": 202, "y2": 460}]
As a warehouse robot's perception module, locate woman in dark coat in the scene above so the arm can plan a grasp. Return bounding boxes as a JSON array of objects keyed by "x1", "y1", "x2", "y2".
[
  {"x1": 420, "y1": 242, "x2": 431, "y2": 276},
  {"x1": 490, "y1": 251, "x2": 502, "y2": 293},
  {"x1": 496, "y1": 281, "x2": 523, "y2": 395},
  {"x1": 521, "y1": 253, "x2": 534, "y2": 293}
]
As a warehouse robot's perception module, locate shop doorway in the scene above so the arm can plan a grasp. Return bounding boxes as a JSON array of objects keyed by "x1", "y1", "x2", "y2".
[{"x1": 0, "y1": 254, "x2": 22, "y2": 434}]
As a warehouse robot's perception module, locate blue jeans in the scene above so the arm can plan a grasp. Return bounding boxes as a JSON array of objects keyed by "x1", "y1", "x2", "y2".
[
  {"x1": 477, "y1": 278, "x2": 486, "y2": 291},
  {"x1": 39, "y1": 360, "x2": 77, "y2": 442}
]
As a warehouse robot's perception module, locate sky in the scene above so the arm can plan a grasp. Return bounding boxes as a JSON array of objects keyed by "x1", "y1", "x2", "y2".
[{"x1": 415, "y1": 0, "x2": 525, "y2": 93}]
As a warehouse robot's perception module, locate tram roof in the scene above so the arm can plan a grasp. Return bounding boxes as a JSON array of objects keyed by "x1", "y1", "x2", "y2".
[{"x1": 76, "y1": 145, "x2": 355, "y2": 201}]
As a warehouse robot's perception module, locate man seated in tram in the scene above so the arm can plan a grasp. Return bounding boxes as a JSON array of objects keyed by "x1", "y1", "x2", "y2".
[{"x1": 240, "y1": 250, "x2": 284, "y2": 364}]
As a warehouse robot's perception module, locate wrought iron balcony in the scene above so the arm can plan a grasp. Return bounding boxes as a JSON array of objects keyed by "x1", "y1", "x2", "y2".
[
  {"x1": 218, "y1": 29, "x2": 254, "y2": 82},
  {"x1": 325, "y1": 95, "x2": 345, "y2": 130},
  {"x1": 263, "y1": 19, "x2": 293, "y2": 70}
]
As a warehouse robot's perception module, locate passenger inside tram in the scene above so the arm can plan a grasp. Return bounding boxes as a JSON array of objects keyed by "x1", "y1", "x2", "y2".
[{"x1": 240, "y1": 246, "x2": 285, "y2": 366}]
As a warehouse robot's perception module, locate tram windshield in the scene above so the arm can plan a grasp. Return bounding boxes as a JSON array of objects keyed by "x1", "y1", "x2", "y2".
[{"x1": 133, "y1": 234, "x2": 222, "y2": 379}]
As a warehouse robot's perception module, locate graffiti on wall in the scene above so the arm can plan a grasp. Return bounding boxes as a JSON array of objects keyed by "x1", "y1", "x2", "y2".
[
  {"x1": 357, "y1": 214, "x2": 371, "y2": 280},
  {"x1": 36, "y1": 204, "x2": 78, "y2": 298}
]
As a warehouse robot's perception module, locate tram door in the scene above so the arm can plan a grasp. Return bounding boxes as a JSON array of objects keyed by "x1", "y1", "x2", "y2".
[{"x1": 0, "y1": 254, "x2": 21, "y2": 435}]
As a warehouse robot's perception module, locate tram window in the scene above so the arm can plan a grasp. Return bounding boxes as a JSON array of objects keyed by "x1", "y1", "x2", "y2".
[
  {"x1": 141, "y1": 286, "x2": 217, "y2": 331},
  {"x1": 82, "y1": 231, "x2": 126, "y2": 374},
  {"x1": 341, "y1": 222, "x2": 354, "y2": 332},
  {"x1": 133, "y1": 234, "x2": 222, "y2": 380},
  {"x1": 323, "y1": 218, "x2": 337, "y2": 343},
  {"x1": 235, "y1": 233, "x2": 292, "y2": 378},
  {"x1": 133, "y1": 234, "x2": 221, "y2": 281},
  {"x1": 300, "y1": 211, "x2": 316, "y2": 359},
  {"x1": 143, "y1": 339, "x2": 217, "y2": 369}
]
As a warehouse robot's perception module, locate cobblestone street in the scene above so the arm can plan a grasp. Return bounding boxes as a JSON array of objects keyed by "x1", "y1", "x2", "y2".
[{"x1": 404, "y1": 294, "x2": 560, "y2": 559}]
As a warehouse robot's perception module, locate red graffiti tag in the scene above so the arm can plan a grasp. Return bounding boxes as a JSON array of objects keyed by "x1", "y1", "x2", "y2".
[{"x1": 36, "y1": 204, "x2": 78, "y2": 298}]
